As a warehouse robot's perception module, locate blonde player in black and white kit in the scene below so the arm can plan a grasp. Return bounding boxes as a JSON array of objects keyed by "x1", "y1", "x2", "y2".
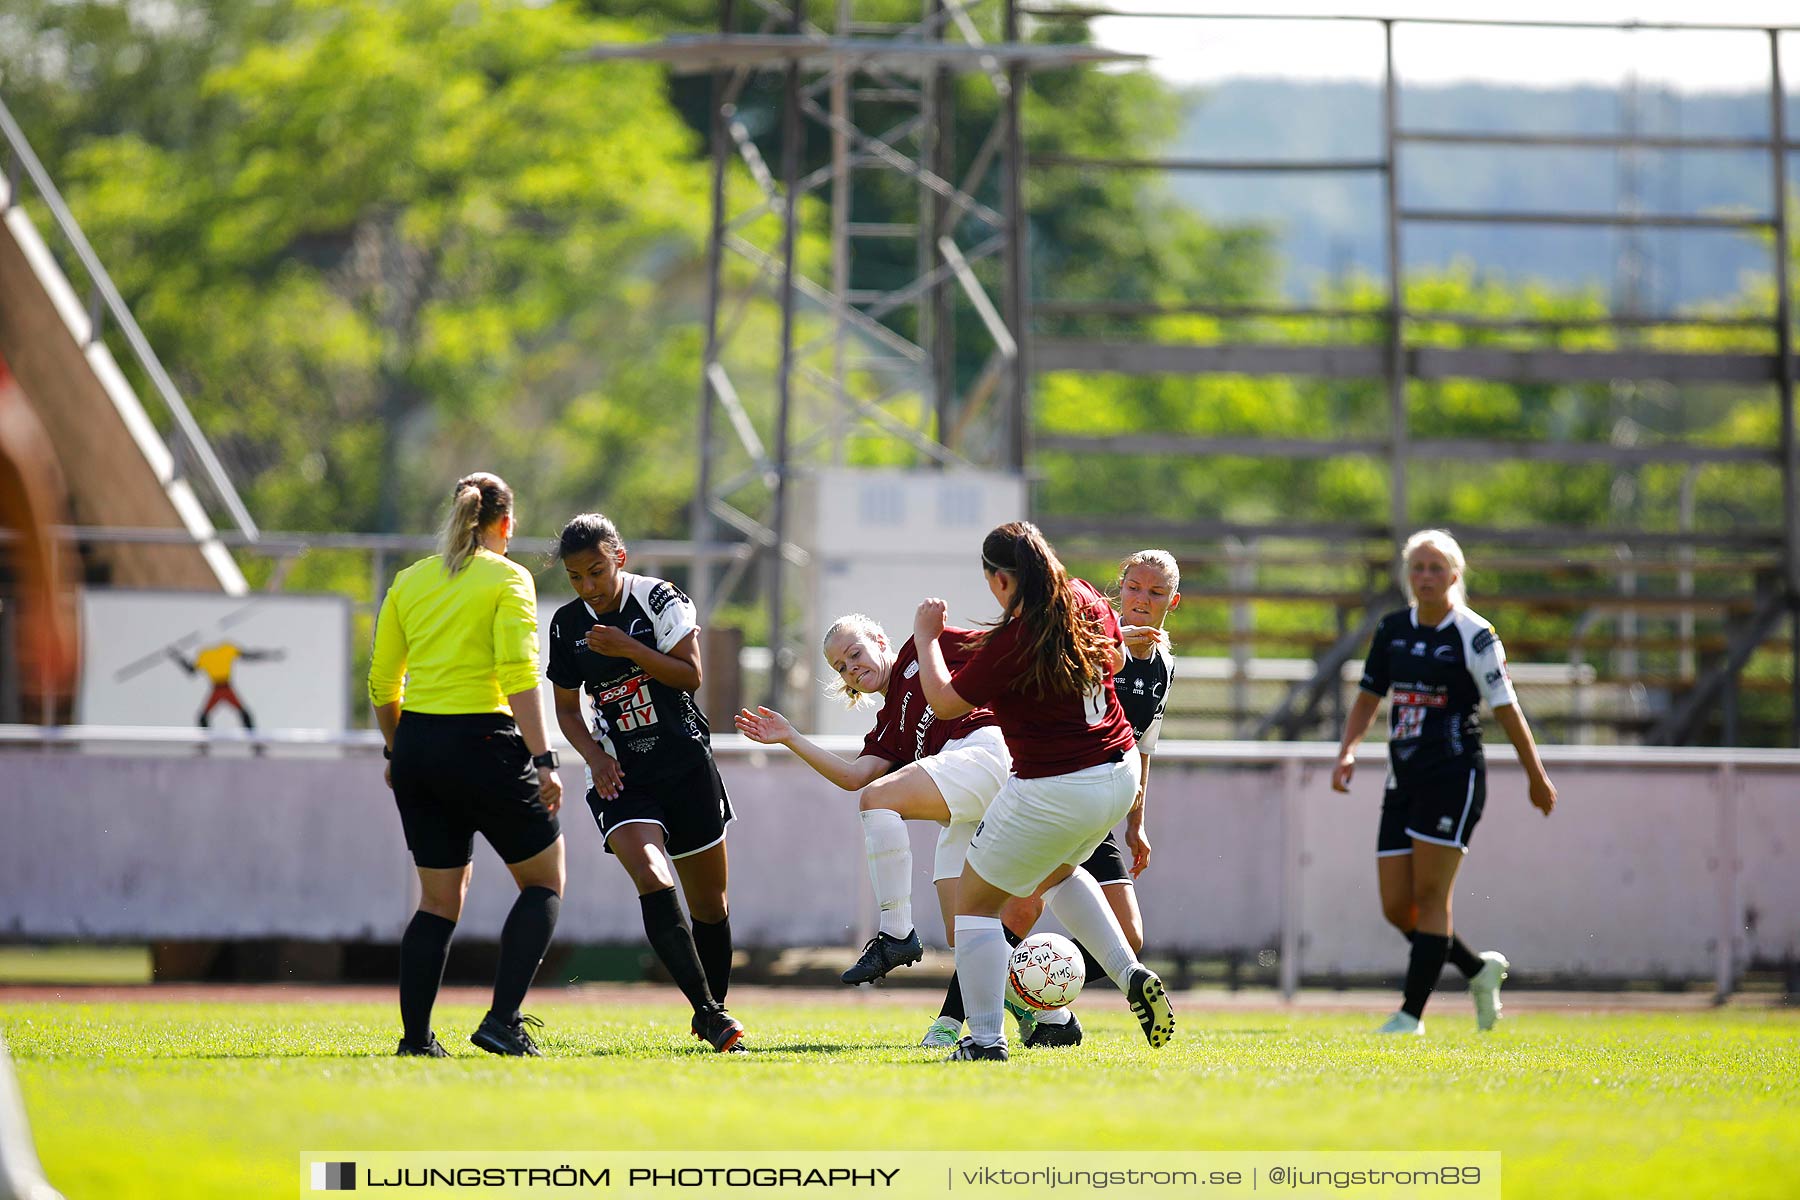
[
  {"x1": 546, "y1": 514, "x2": 745, "y2": 1053},
  {"x1": 737, "y1": 615, "x2": 1025, "y2": 1048},
  {"x1": 1332, "y1": 529, "x2": 1556, "y2": 1035},
  {"x1": 915, "y1": 521, "x2": 1175, "y2": 1062}
]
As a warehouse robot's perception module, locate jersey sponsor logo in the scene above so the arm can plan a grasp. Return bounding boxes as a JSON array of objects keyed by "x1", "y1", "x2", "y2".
[
  {"x1": 1433, "y1": 645, "x2": 1457, "y2": 662},
  {"x1": 1485, "y1": 669, "x2": 1506, "y2": 687},
  {"x1": 914, "y1": 710, "x2": 935, "y2": 760},
  {"x1": 1391, "y1": 689, "x2": 1448, "y2": 707},
  {"x1": 627, "y1": 737, "x2": 660, "y2": 753},
  {"x1": 1472, "y1": 626, "x2": 1496, "y2": 654},
  {"x1": 903, "y1": 660, "x2": 920, "y2": 680},
  {"x1": 595, "y1": 675, "x2": 648, "y2": 705},
  {"x1": 1411, "y1": 642, "x2": 1427, "y2": 656},
  {"x1": 646, "y1": 581, "x2": 689, "y2": 617},
  {"x1": 627, "y1": 618, "x2": 651, "y2": 638}
]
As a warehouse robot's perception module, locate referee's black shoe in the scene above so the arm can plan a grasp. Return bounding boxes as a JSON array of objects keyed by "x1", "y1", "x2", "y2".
[
  {"x1": 841, "y1": 929, "x2": 924, "y2": 984},
  {"x1": 395, "y1": 1034, "x2": 449, "y2": 1057},
  {"x1": 471, "y1": 1011, "x2": 544, "y2": 1057},
  {"x1": 1022, "y1": 1010, "x2": 1083, "y2": 1049},
  {"x1": 691, "y1": 1005, "x2": 745, "y2": 1053},
  {"x1": 1124, "y1": 967, "x2": 1175, "y2": 1049}
]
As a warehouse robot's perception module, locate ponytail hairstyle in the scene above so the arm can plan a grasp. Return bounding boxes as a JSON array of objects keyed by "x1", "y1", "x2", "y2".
[
  {"x1": 1401, "y1": 528, "x2": 1469, "y2": 607},
  {"x1": 821, "y1": 613, "x2": 889, "y2": 709},
  {"x1": 977, "y1": 520, "x2": 1116, "y2": 700},
  {"x1": 438, "y1": 472, "x2": 513, "y2": 577},
  {"x1": 555, "y1": 512, "x2": 626, "y2": 562}
]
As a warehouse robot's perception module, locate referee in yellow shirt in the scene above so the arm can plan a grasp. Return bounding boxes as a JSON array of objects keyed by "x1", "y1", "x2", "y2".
[{"x1": 369, "y1": 471, "x2": 565, "y2": 1058}]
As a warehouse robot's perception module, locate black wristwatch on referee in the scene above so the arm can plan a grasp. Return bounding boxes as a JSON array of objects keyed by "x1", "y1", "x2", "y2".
[{"x1": 532, "y1": 749, "x2": 560, "y2": 770}]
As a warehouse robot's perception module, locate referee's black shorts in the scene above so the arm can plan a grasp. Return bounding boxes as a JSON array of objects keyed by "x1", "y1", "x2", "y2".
[{"x1": 391, "y1": 711, "x2": 560, "y2": 869}]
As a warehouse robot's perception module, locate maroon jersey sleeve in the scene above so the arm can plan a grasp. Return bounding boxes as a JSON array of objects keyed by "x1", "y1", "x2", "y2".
[{"x1": 948, "y1": 623, "x2": 1018, "y2": 708}]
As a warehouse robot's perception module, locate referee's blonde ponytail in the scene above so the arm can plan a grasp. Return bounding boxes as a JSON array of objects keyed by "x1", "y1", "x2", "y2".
[{"x1": 438, "y1": 472, "x2": 513, "y2": 576}]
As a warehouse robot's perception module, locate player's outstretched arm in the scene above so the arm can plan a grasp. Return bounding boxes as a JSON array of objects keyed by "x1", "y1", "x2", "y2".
[
  {"x1": 734, "y1": 706, "x2": 889, "y2": 792},
  {"x1": 1492, "y1": 703, "x2": 1556, "y2": 817},
  {"x1": 1331, "y1": 690, "x2": 1383, "y2": 792}
]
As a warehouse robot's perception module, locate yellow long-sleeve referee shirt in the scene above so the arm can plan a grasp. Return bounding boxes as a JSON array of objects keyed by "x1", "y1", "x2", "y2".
[{"x1": 367, "y1": 549, "x2": 541, "y2": 714}]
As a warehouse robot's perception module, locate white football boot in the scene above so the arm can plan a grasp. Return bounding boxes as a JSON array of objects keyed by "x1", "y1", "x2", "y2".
[
  {"x1": 1469, "y1": 951, "x2": 1510, "y2": 1032},
  {"x1": 919, "y1": 1015, "x2": 963, "y2": 1048},
  {"x1": 1375, "y1": 1011, "x2": 1425, "y2": 1036}
]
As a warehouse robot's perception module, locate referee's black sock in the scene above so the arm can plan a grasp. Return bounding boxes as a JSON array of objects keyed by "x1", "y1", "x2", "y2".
[
  {"x1": 400, "y1": 910, "x2": 456, "y2": 1046},
  {"x1": 691, "y1": 914, "x2": 733, "y2": 1005},
  {"x1": 492, "y1": 886, "x2": 560, "y2": 1023},
  {"x1": 640, "y1": 887, "x2": 716, "y2": 1012},
  {"x1": 1402, "y1": 933, "x2": 1451, "y2": 1019},
  {"x1": 1407, "y1": 930, "x2": 1485, "y2": 980}
]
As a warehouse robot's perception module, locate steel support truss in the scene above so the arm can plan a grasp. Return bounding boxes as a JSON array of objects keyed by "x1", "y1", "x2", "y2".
[{"x1": 585, "y1": 2, "x2": 1134, "y2": 707}]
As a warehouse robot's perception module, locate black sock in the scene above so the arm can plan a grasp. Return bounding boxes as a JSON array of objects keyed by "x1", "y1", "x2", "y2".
[
  {"x1": 399, "y1": 910, "x2": 456, "y2": 1045},
  {"x1": 1002, "y1": 926, "x2": 1025, "y2": 948},
  {"x1": 1403, "y1": 932, "x2": 1451, "y2": 1019},
  {"x1": 491, "y1": 886, "x2": 560, "y2": 1022},
  {"x1": 639, "y1": 887, "x2": 716, "y2": 1012},
  {"x1": 1407, "y1": 930, "x2": 1484, "y2": 980},
  {"x1": 1445, "y1": 935, "x2": 1482, "y2": 978},
  {"x1": 1075, "y1": 940, "x2": 1107, "y2": 988},
  {"x1": 691, "y1": 914, "x2": 733, "y2": 1005},
  {"x1": 940, "y1": 972, "x2": 966, "y2": 1021}
]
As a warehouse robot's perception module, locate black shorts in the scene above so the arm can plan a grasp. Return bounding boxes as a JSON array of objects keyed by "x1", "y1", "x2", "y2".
[
  {"x1": 1079, "y1": 832, "x2": 1132, "y2": 886},
  {"x1": 1378, "y1": 762, "x2": 1486, "y2": 855},
  {"x1": 391, "y1": 712, "x2": 560, "y2": 869},
  {"x1": 588, "y1": 753, "x2": 734, "y2": 859}
]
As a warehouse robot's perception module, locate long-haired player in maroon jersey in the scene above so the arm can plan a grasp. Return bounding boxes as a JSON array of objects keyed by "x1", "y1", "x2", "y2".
[{"x1": 914, "y1": 521, "x2": 1176, "y2": 1061}]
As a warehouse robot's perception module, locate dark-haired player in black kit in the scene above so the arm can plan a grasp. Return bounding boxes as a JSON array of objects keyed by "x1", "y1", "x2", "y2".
[
  {"x1": 546, "y1": 513, "x2": 744, "y2": 1052},
  {"x1": 1333, "y1": 529, "x2": 1556, "y2": 1036},
  {"x1": 1003, "y1": 549, "x2": 1180, "y2": 1048}
]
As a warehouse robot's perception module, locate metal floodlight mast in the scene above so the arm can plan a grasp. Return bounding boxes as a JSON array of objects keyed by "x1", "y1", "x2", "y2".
[{"x1": 584, "y1": 2, "x2": 1139, "y2": 710}]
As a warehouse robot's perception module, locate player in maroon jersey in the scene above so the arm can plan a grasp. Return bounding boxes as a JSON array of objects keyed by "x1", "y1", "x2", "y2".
[
  {"x1": 914, "y1": 521, "x2": 1175, "y2": 1061},
  {"x1": 735, "y1": 614, "x2": 1020, "y2": 1046}
]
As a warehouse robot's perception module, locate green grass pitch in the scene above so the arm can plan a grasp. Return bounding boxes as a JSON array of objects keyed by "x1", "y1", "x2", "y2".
[{"x1": 3, "y1": 993, "x2": 1795, "y2": 1199}]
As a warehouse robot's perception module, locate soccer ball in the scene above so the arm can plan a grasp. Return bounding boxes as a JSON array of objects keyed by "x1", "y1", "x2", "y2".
[{"x1": 1007, "y1": 932, "x2": 1085, "y2": 1010}]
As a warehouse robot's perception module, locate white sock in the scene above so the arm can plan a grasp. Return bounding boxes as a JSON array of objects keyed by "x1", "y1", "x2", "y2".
[
  {"x1": 860, "y1": 808, "x2": 913, "y2": 939},
  {"x1": 954, "y1": 915, "x2": 1009, "y2": 1047},
  {"x1": 1042, "y1": 868, "x2": 1140, "y2": 989},
  {"x1": 1034, "y1": 1006, "x2": 1072, "y2": 1026}
]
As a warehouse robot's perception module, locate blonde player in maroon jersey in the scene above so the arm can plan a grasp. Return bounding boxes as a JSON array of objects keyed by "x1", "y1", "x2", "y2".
[
  {"x1": 735, "y1": 614, "x2": 1019, "y2": 1047},
  {"x1": 915, "y1": 521, "x2": 1175, "y2": 1061}
]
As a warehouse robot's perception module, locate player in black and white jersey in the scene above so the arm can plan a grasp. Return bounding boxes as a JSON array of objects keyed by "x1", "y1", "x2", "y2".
[
  {"x1": 1332, "y1": 529, "x2": 1557, "y2": 1036},
  {"x1": 545, "y1": 514, "x2": 744, "y2": 1053},
  {"x1": 1000, "y1": 549, "x2": 1179, "y2": 1046}
]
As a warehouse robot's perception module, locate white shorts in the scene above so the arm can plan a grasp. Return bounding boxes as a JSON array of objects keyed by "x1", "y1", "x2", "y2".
[
  {"x1": 919, "y1": 726, "x2": 1010, "y2": 881},
  {"x1": 966, "y1": 749, "x2": 1140, "y2": 898}
]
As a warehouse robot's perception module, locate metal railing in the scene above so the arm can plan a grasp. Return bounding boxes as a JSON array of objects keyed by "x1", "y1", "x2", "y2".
[{"x1": 0, "y1": 94, "x2": 259, "y2": 542}]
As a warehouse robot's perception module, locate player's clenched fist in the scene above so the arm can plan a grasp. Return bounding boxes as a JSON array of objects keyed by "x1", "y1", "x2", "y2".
[{"x1": 914, "y1": 598, "x2": 948, "y2": 640}]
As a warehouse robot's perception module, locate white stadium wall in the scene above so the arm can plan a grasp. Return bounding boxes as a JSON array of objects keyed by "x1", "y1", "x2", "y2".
[{"x1": 1, "y1": 740, "x2": 1794, "y2": 987}]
